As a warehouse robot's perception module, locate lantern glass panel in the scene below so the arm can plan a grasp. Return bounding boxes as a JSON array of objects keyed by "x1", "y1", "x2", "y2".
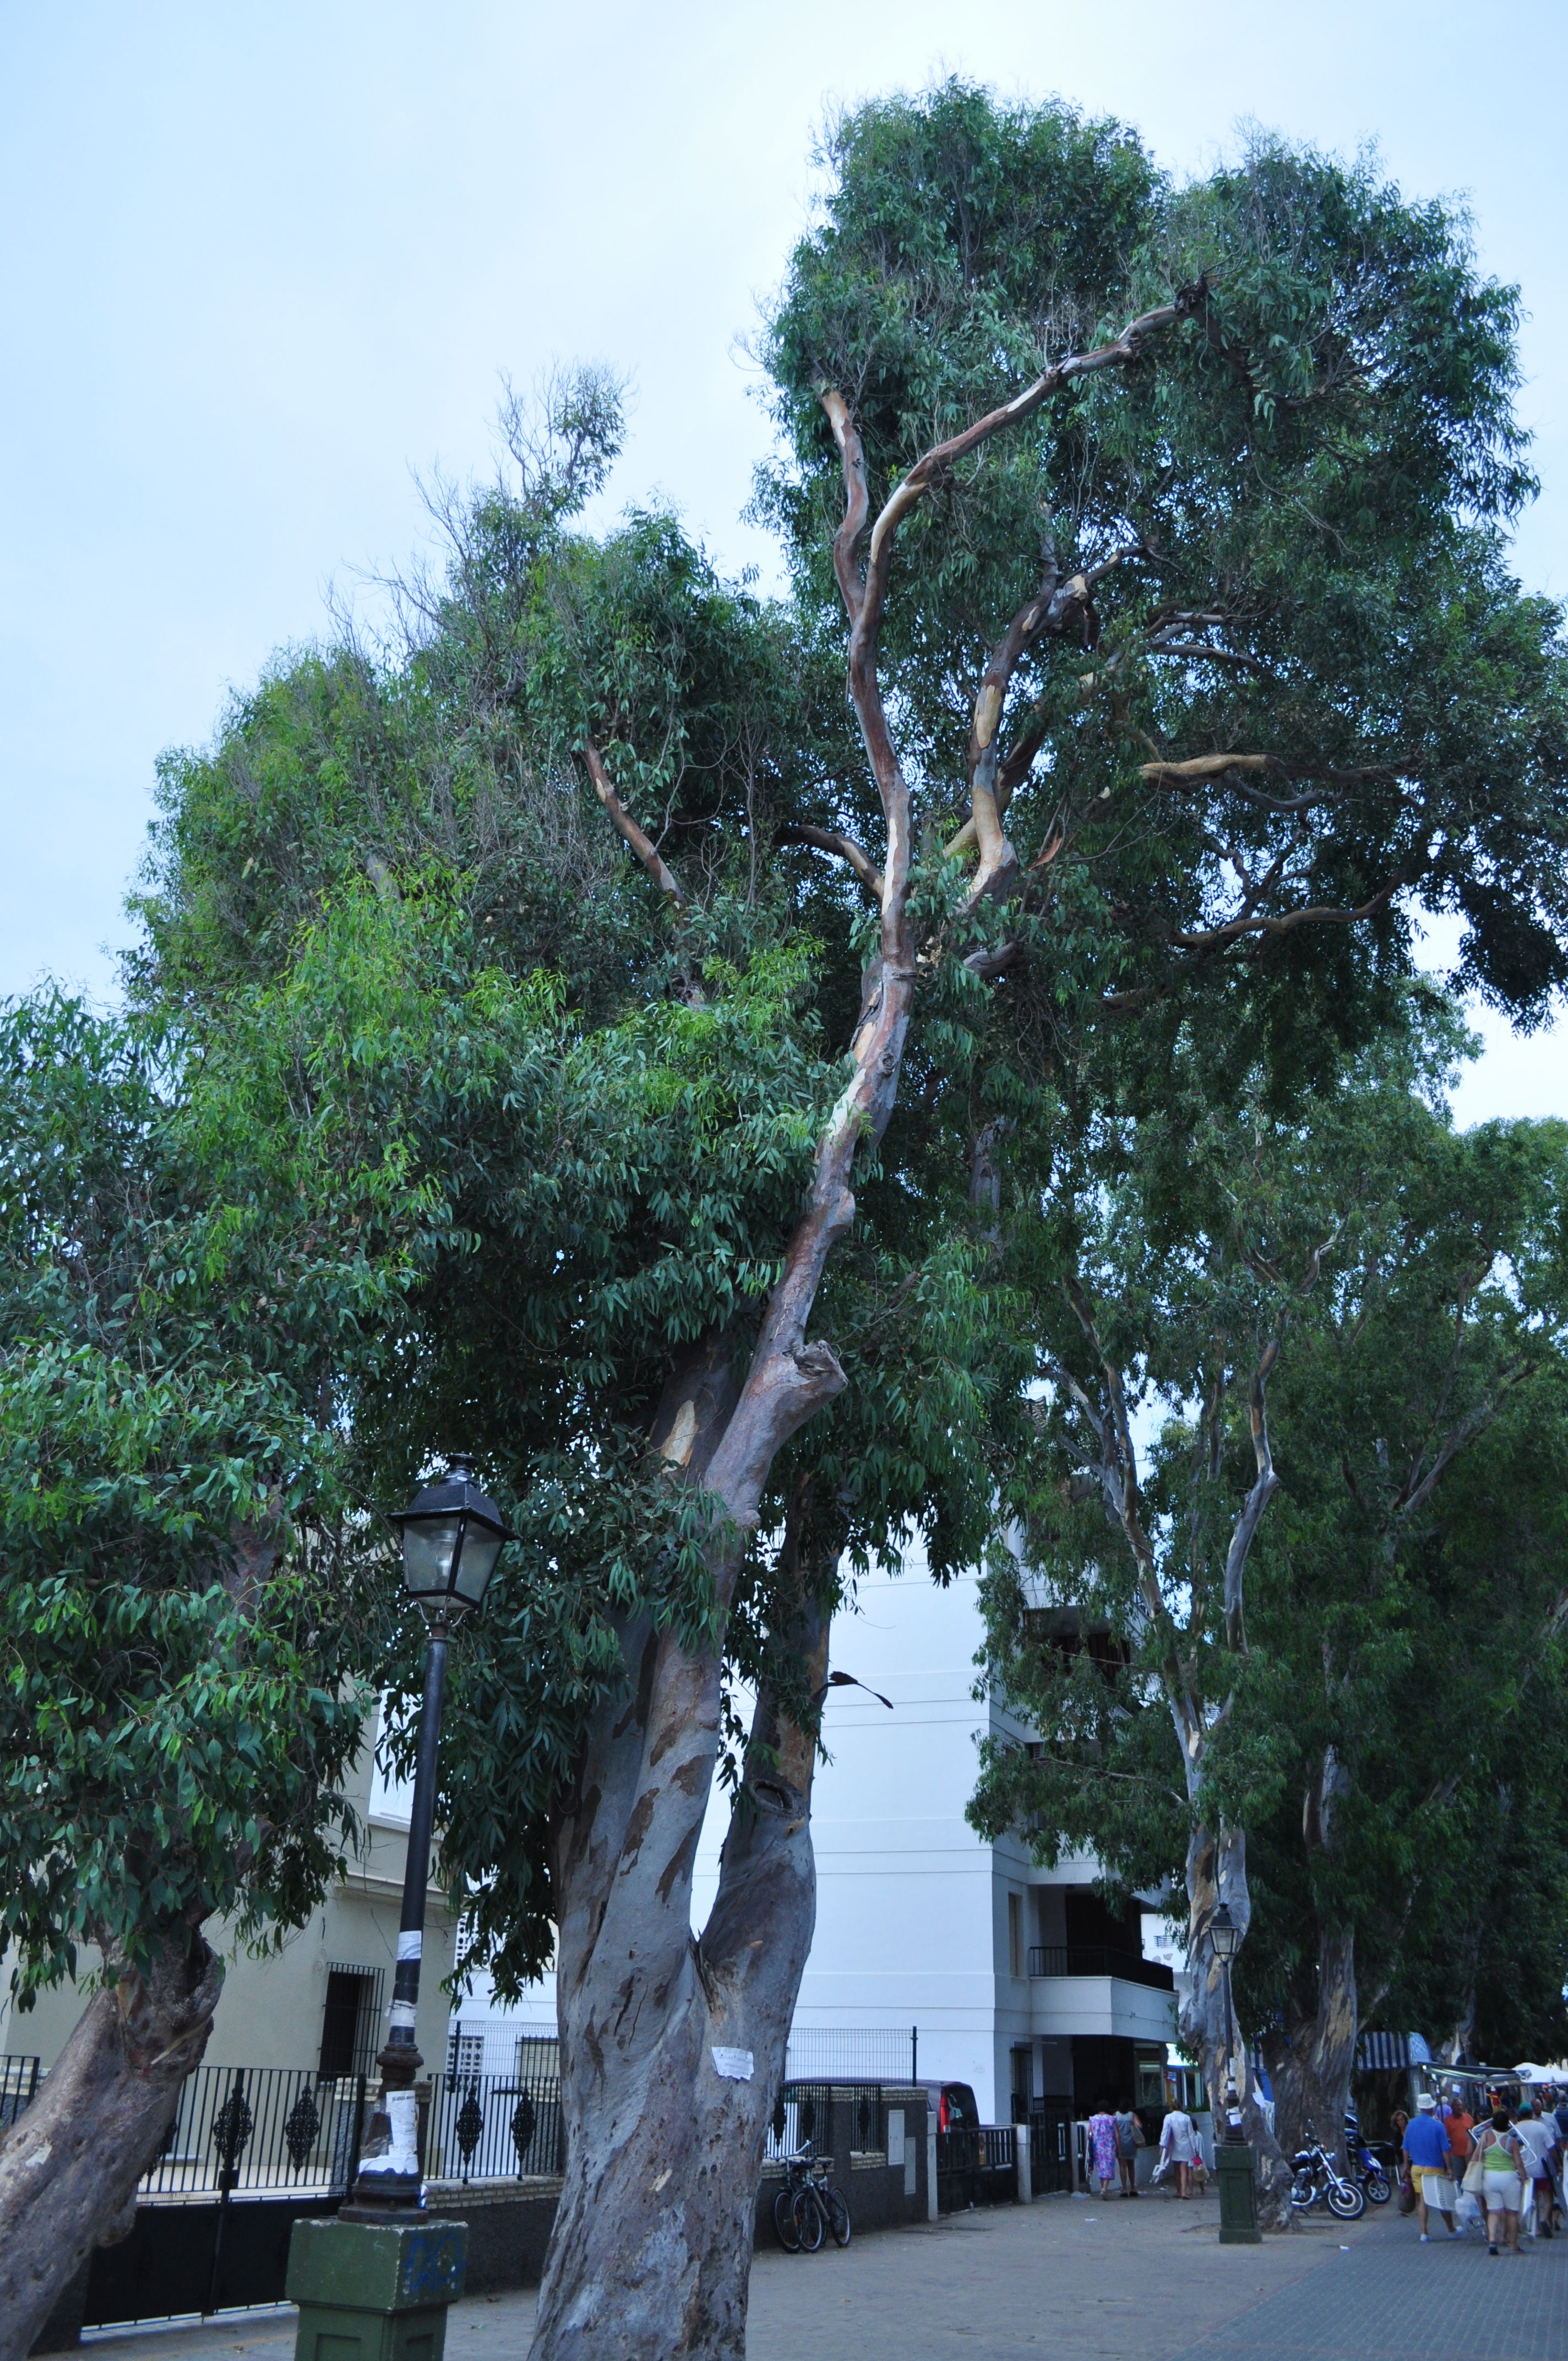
[
  {"x1": 452, "y1": 1522, "x2": 504, "y2": 1608},
  {"x1": 400, "y1": 1512, "x2": 464, "y2": 1600},
  {"x1": 1208, "y1": 1907, "x2": 1240, "y2": 1961}
]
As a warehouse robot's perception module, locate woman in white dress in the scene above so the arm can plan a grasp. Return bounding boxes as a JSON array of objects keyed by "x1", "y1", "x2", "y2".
[{"x1": 1160, "y1": 2104, "x2": 1199, "y2": 2199}]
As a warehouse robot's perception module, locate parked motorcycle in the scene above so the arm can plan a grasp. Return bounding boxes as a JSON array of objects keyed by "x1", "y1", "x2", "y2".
[
  {"x1": 1342, "y1": 2109, "x2": 1392, "y2": 2206},
  {"x1": 1289, "y1": 2121, "x2": 1367, "y2": 2219}
]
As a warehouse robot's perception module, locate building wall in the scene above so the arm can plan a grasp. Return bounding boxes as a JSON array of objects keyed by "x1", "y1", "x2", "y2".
[
  {"x1": 1, "y1": 1702, "x2": 456, "y2": 2078},
  {"x1": 448, "y1": 1543, "x2": 1175, "y2": 2126}
]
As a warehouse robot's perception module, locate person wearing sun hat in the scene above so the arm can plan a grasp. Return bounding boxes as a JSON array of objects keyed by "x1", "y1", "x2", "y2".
[{"x1": 1403, "y1": 2093, "x2": 1457, "y2": 2240}]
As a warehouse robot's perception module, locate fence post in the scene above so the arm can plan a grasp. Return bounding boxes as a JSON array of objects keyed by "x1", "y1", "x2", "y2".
[
  {"x1": 1016, "y1": 2123, "x2": 1032, "y2": 2205},
  {"x1": 925, "y1": 2101, "x2": 938, "y2": 2223}
]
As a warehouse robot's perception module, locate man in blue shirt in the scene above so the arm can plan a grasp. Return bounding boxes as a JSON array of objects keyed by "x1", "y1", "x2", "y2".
[{"x1": 1404, "y1": 2095, "x2": 1456, "y2": 2240}]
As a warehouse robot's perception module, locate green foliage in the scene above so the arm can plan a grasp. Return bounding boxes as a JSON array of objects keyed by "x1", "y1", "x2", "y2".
[
  {"x1": 761, "y1": 83, "x2": 1568, "y2": 1032},
  {"x1": 969, "y1": 1003, "x2": 1568, "y2": 2060},
  {"x1": 0, "y1": 995, "x2": 371, "y2": 2000}
]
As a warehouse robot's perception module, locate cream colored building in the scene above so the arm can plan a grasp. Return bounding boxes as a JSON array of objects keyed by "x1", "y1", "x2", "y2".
[{"x1": 0, "y1": 1705, "x2": 457, "y2": 2080}]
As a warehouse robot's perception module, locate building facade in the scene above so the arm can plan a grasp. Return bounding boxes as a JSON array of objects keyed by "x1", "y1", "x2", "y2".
[
  {"x1": 0, "y1": 1702, "x2": 457, "y2": 2082},
  {"x1": 448, "y1": 1542, "x2": 1185, "y2": 2126}
]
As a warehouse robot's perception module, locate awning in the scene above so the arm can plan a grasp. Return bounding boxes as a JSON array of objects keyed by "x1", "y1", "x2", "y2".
[{"x1": 1358, "y1": 2032, "x2": 1431, "y2": 2070}]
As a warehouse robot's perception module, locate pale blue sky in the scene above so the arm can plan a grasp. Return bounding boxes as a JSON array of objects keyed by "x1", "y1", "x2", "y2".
[{"x1": 2, "y1": 1, "x2": 1563, "y2": 1120}]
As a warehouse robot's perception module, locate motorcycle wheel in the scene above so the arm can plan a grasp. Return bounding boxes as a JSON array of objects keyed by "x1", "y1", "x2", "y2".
[
  {"x1": 1364, "y1": 2170, "x2": 1391, "y2": 2206},
  {"x1": 773, "y1": 2185, "x2": 803, "y2": 2252},
  {"x1": 1327, "y1": 2178, "x2": 1366, "y2": 2221},
  {"x1": 1290, "y1": 2171, "x2": 1318, "y2": 2210}
]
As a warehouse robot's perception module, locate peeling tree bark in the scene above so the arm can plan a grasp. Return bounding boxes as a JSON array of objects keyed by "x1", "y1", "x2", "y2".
[
  {"x1": 0, "y1": 1924, "x2": 222, "y2": 2361},
  {"x1": 537, "y1": 298, "x2": 1190, "y2": 2360},
  {"x1": 536, "y1": 1478, "x2": 836, "y2": 2361},
  {"x1": 1262, "y1": 1925, "x2": 1359, "y2": 2170}
]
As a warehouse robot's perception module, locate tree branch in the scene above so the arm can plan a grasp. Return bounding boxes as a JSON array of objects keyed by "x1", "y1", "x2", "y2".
[
  {"x1": 581, "y1": 740, "x2": 687, "y2": 913},
  {"x1": 775, "y1": 822, "x2": 884, "y2": 901}
]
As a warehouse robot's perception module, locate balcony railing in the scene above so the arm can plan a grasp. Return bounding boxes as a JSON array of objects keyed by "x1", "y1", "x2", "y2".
[{"x1": 1027, "y1": 1945, "x2": 1175, "y2": 1992}]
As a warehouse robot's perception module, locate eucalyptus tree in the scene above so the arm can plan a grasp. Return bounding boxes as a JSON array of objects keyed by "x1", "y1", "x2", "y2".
[
  {"x1": 123, "y1": 83, "x2": 1568, "y2": 2357},
  {"x1": 0, "y1": 998, "x2": 373, "y2": 2361},
  {"x1": 970, "y1": 1031, "x2": 1568, "y2": 2194}
]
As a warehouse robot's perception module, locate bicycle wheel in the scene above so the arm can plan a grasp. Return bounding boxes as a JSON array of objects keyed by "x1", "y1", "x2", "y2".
[
  {"x1": 1327, "y1": 2177, "x2": 1366, "y2": 2221},
  {"x1": 1364, "y1": 2169, "x2": 1391, "y2": 2206},
  {"x1": 773, "y1": 2184, "x2": 802, "y2": 2252},
  {"x1": 824, "y1": 2183, "x2": 852, "y2": 2248},
  {"x1": 796, "y1": 2186, "x2": 826, "y2": 2252}
]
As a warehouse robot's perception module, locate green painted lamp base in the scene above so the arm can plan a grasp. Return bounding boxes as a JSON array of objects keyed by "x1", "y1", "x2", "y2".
[
  {"x1": 287, "y1": 2214, "x2": 469, "y2": 2361},
  {"x1": 1215, "y1": 2141, "x2": 1263, "y2": 2244}
]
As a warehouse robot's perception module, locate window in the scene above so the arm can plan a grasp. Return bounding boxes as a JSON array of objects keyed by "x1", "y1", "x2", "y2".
[
  {"x1": 448, "y1": 2026, "x2": 484, "y2": 2084},
  {"x1": 319, "y1": 1965, "x2": 383, "y2": 2080},
  {"x1": 1008, "y1": 1891, "x2": 1024, "y2": 1979}
]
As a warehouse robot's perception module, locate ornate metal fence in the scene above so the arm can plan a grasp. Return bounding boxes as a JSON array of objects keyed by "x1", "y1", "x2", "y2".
[
  {"x1": 138, "y1": 2064, "x2": 368, "y2": 2199},
  {"x1": 423, "y1": 2039, "x2": 564, "y2": 2185}
]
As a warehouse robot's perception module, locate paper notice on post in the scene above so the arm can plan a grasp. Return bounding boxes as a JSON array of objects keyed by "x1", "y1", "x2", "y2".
[{"x1": 710, "y1": 2046, "x2": 755, "y2": 2081}]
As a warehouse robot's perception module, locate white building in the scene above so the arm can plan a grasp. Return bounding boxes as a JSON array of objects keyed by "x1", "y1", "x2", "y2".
[{"x1": 450, "y1": 1544, "x2": 1185, "y2": 2126}]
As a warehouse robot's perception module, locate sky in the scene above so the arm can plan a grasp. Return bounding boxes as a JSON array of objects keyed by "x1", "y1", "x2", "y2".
[{"x1": 2, "y1": 0, "x2": 1564, "y2": 1124}]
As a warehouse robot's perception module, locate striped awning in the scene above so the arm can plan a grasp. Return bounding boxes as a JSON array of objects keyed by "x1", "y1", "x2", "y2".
[{"x1": 1358, "y1": 2032, "x2": 1431, "y2": 2070}]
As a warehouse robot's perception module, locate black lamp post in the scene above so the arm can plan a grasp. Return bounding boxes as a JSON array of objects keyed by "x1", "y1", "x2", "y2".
[
  {"x1": 344, "y1": 1455, "x2": 513, "y2": 2216},
  {"x1": 1207, "y1": 1898, "x2": 1261, "y2": 2244},
  {"x1": 1208, "y1": 1901, "x2": 1246, "y2": 2141}
]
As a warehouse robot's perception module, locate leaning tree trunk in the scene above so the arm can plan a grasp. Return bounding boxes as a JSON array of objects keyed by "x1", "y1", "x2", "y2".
[
  {"x1": 1182, "y1": 1821, "x2": 1294, "y2": 2227},
  {"x1": 0, "y1": 1921, "x2": 222, "y2": 2361},
  {"x1": 1262, "y1": 1925, "x2": 1359, "y2": 2170},
  {"x1": 532, "y1": 1467, "x2": 835, "y2": 2361},
  {"x1": 530, "y1": 299, "x2": 1187, "y2": 2361}
]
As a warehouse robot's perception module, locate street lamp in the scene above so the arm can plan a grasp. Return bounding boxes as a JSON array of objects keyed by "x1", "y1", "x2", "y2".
[
  {"x1": 1208, "y1": 1901, "x2": 1245, "y2": 2143},
  {"x1": 1206, "y1": 1897, "x2": 1261, "y2": 2245},
  {"x1": 345, "y1": 1455, "x2": 513, "y2": 2216}
]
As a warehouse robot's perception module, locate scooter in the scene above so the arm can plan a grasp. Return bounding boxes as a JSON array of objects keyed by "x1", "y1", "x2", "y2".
[
  {"x1": 1289, "y1": 2121, "x2": 1366, "y2": 2219},
  {"x1": 1342, "y1": 2108, "x2": 1392, "y2": 2206}
]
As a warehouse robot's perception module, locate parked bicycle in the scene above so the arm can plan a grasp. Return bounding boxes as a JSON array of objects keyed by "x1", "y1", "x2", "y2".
[
  {"x1": 1289, "y1": 2121, "x2": 1366, "y2": 2220},
  {"x1": 772, "y1": 2144, "x2": 852, "y2": 2253}
]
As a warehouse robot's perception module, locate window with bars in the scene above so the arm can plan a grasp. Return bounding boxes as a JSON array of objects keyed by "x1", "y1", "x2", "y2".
[
  {"x1": 319, "y1": 1963, "x2": 384, "y2": 2080},
  {"x1": 447, "y1": 2027, "x2": 485, "y2": 2084}
]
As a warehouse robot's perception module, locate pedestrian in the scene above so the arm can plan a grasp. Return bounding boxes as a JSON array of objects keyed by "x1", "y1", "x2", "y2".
[
  {"x1": 1088, "y1": 2103, "x2": 1118, "y2": 2196},
  {"x1": 1442, "y1": 2086, "x2": 1475, "y2": 2189},
  {"x1": 1113, "y1": 2102, "x2": 1145, "y2": 2196},
  {"x1": 1475, "y1": 2105, "x2": 1529, "y2": 2255},
  {"x1": 1403, "y1": 2093, "x2": 1457, "y2": 2242},
  {"x1": 1159, "y1": 2100, "x2": 1200, "y2": 2199},
  {"x1": 1515, "y1": 2103, "x2": 1556, "y2": 2238}
]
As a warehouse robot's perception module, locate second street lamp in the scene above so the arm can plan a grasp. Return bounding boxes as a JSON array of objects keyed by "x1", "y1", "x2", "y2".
[
  {"x1": 345, "y1": 1455, "x2": 513, "y2": 2215},
  {"x1": 1207, "y1": 1898, "x2": 1261, "y2": 2245}
]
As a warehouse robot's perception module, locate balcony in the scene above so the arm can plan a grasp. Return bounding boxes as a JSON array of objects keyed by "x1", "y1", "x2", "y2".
[{"x1": 1027, "y1": 1945, "x2": 1174, "y2": 1993}]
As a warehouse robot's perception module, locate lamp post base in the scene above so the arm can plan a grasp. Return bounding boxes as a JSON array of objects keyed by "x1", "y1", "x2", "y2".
[
  {"x1": 1215, "y1": 2140, "x2": 1262, "y2": 2243},
  {"x1": 287, "y1": 2213, "x2": 468, "y2": 2361}
]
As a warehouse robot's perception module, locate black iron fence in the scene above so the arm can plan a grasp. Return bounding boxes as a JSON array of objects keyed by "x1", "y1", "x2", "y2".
[
  {"x1": 935, "y1": 2123, "x2": 1016, "y2": 2211},
  {"x1": 424, "y1": 2050, "x2": 564, "y2": 2185},
  {"x1": 1026, "y1": 1945, "x2": 1175, "y2": 1993},
  {"x1": 143, "y1": 2065, "x2": 368, "y2": 2200},
  {"x1": 763, "y1": 2082, "x2": 887, "y2": 2163}
]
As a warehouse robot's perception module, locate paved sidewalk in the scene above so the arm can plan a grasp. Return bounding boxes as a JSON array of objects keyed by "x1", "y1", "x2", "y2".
[{"x1": 79, "y1": 2191, "x2": 1568, "y2": 2361}]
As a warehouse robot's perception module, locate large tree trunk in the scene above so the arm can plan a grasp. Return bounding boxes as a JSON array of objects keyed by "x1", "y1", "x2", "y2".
[
  {"x1": 0, "y1": 1922, "x2": 222, "y2": 2361},
  {"x1": 1262, "y1": 1925, "x2": 1359, "y2": 2170},
  {"x1": 1182, "y1": 1821, "x2": 1293, "y2": 2227},
  {"x1": 531, "y1": 1482, "x2": 834, "y2": 2361}
]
